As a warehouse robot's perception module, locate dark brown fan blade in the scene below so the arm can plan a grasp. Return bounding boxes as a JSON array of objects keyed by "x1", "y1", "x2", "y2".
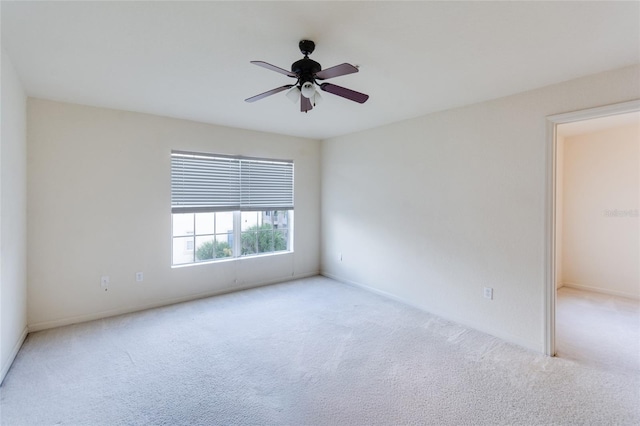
[
  {"x1": 315, "y1": 63, "x2": 359, "y2": 80},
  {"x1": 301, "y1": 96, "x2": 313, "y2": 112},
  {"x1": 250, "y1": 61, "x2": 297, "y2": 78},
  {"x1": 319, "y1": 83, "x2": 369, "y2": 104},
  {"x1": 245, "y1": 85, "x2": 294, "y2": 103}
]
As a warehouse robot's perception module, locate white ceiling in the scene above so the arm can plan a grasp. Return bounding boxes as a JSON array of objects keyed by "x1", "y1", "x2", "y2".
[{"x1": 2, "y1": 1, "x2": 639, "y2": 140}]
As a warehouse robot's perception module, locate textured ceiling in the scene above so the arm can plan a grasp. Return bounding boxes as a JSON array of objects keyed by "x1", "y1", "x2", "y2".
[{"x1": 2, "y1": 1, "x2": 639, "y2": 140}]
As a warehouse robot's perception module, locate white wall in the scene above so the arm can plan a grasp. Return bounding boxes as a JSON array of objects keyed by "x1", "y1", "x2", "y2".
[
  {"x1": 321, "y1": 65, "x2": 640, "y2": 352},
  {"x1": 27, "y1": 99, "x2": 320, "y2": 330},
  {"x1": 561, "y1": 123, "x2": 639, "y2": 299},
  {"x1": 1, "y1": 49, "x2": 28, "y2": 383}
]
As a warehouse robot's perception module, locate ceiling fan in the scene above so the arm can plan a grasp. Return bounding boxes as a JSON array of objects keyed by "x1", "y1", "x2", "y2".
[{"x1": 245, "y1": 40, "x2": 369, "y2": 113}]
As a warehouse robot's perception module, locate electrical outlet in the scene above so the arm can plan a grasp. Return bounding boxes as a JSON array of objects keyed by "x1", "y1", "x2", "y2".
[
  {"x1": 101, "y1": 276, "x2": 109, "y2": 291},
  {"x1": 135, "y1": 272, "x2": 144, "y2": 282},
  {"x1": 484, "y1": 287, "x2": 493, "y2": 300}
]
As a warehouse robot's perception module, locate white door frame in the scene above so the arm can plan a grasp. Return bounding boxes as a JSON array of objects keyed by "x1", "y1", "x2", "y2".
[{"x1": 544, "y1": 99, "x2": 640, "y2": 356}]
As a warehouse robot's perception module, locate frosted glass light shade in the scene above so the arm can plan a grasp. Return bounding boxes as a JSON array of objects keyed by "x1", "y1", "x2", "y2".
[
  {"x1": 286, "y1": 86, "x2": 300, "y2": 103},
  {"x1": 300, "y1": 82, "x2": 316, "y2": 99},
  {"x1": 312, "y1": 91, "x2": 322, "y2": 106}
]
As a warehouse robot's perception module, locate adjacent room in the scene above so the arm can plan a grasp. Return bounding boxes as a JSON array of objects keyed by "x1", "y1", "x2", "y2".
[
  {"x1": 1, "y1": 1, "x2": 639, "y2": 424},
  {"x1": 555, "y1": 112, "x2": 640, "y2": 371}
]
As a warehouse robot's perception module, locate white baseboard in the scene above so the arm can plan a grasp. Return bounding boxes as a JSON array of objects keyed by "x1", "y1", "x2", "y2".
[
  {"x1": 321, "y1": 272, "x2": 540, "y2": 353},
  {"x1": 1, "y1": 326, "x2": 28, "y2": 385},
  {"x1": 28, "y1": 271, "x2": 319, "y2": 332},
  {"x1": 561, "y1": 282, "x2": 639, "y2": 300}
]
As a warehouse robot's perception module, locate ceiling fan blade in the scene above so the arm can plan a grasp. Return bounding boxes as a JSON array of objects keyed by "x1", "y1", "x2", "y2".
[
  {"x1": 250, "y1": 61, "x2": 297, "y2": 78},
  {"x1": 245, "y1": 85, "x2": 294, "y2": 103},
  {"x1": 315, "y1": 63, "x2": 359, "y2": 80},
  {"x1": 319, "y1": 83, "x2": 369, "y2": 104},
  {"x1": 301, "y1": 96, "x2": 313, "y2": 112}
]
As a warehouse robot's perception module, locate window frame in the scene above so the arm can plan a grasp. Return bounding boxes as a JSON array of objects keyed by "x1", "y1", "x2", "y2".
[{"x1": 170, "y1": 150, "x2": 294, "y2": 267}]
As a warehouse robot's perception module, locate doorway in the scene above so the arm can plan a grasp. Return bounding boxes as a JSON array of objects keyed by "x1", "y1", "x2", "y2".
[{"x1": 545, "y1": 100, "x2": 640, "y2": 360}]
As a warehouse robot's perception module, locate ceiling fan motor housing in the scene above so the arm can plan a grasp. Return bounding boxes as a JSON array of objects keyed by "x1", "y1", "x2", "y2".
[{"x1": 291, "y1": 57, "x2": 321, "y2": 85}]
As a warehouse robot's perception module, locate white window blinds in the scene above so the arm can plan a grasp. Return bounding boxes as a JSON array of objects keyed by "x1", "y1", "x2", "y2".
[{"x1": 171, "y1": 151, "x2": 294, "y2": 213}]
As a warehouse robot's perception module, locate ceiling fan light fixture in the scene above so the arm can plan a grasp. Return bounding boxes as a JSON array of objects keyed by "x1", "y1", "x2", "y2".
[
  {"x1": 286, "y1": 86, "x2": 301, "y2": 103},
  {"x1": 300, "y1": 81, "x2": 316, "y2": 99}
]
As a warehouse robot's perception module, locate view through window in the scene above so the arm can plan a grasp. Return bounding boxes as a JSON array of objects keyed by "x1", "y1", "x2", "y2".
[{"x1": 172, "y1": 210, "x2": 292, "y2": 265}]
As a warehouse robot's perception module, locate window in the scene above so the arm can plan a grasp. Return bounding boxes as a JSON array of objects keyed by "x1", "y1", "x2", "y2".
[
  {"x1": 171, "y1": 151, "x2": 293, "y2": 266},
  {"x1": 241, "y1": 210, "x2": 290, "y2": 255}
]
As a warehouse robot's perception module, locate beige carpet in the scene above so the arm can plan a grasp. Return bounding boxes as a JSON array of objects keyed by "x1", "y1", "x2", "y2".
[
  {"x1": 556, "y1": 286, "x2": 640, "y2": 373},
  {"x1": 1, "y1": 276, "x2": 638, "y2": 425}
]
